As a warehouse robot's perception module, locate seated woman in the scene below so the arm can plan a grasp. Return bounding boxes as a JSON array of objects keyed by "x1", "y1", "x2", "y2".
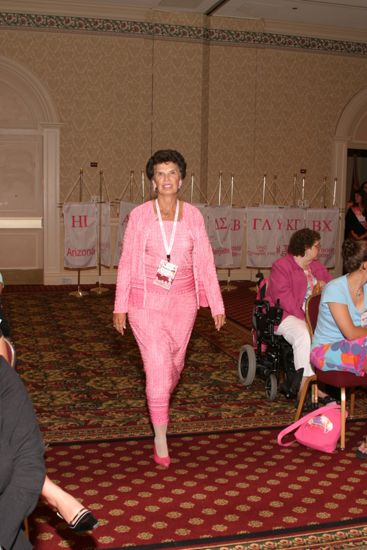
[
  {"x1": 0, "y1": 332, "x2": 98, "y2": 534},
  {"x1": 310, "y1": 238, "x2": 367, "y2": 458},
  {"x1": 266, "y1": 228, "x2": 332, "y2": 398},
  {"x1": 344, "y1": 186, "x2": 367, "y2": 241}
]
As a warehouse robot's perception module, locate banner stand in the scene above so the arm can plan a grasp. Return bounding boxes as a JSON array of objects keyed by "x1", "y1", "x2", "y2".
[
  {"x1": 218, "y1": 173, "x2": 237, "y2": 292},
  {"x1": 91, "y1": 170, "x2": 110, "y2": 295},
  {"x1": 65, "y1": 169, "x2": 90, "y2": 298},
  {"x1": 69, "y1": 271, "x2": 89, "y2": 298}
]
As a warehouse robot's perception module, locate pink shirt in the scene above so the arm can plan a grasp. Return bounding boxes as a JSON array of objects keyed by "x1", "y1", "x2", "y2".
[{"x1": 114, "y1": 200, "x2": 224, "y2": 317}]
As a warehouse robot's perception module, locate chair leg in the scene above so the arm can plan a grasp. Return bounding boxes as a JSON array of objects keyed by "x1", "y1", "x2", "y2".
[
  {"x1": 295, "y1": 375, "x2": 316, "y2": 420},
  {"x1": 311, "y1": 380, "x2": 318, "y2": 404},
  {"x1": 23, "y1": 518, "x2": 30, "y2": 538},
  {"x1": 350, "y1": 388, "x2": 356, "y2": 417},
  {"x1": 340, "y1": 387, "x2": 347, "y2": 450}
]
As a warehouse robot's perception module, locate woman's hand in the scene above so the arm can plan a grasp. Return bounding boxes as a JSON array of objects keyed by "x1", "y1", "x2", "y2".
[
  {"x1": 113, "y1": 312, "x2": 127, "y2": 335},
  {"x1": 213, "y1": 314, "x2": 226, "y2": 331}
]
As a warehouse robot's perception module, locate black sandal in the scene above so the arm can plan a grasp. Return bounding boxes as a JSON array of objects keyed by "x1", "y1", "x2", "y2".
[
  {"x1": 57, "y1": 508, "x2": 99, "y2": 532},
  {"x1": 356, "y1": 441, "x2": 367, "y2": 460}
]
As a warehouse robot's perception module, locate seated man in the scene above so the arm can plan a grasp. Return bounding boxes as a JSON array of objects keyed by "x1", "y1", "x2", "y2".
[
  {"x1": 0, "y1": 354, "x2": 45, "y2": 550},
  {"x1": 0, "y1": 331, "x2": 98, "y2": 536}
]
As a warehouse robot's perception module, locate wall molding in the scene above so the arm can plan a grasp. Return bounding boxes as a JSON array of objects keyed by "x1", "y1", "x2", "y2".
[{"x1": 0, "y1": 11, "x2": 367, "y2": 57}]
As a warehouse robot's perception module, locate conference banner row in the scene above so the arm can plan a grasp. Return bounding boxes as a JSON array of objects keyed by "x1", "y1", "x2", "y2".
[{"x1": 63, "y1": 202, "x2": 339, "y2": 270}]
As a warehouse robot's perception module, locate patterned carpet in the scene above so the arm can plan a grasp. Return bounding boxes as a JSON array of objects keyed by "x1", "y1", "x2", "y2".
[
  {"x1": 30, "y1": 422, "x2": 367, "y2": 550},
  {"x1": 3, "y1": 286, "x2": 307, "y2": 444},
  {"x1": 219, "y1": 280, "x2": 256, "y2": 329},
  {"x1": 3, "y1": 285, "x2": 367, "y2": 549}
]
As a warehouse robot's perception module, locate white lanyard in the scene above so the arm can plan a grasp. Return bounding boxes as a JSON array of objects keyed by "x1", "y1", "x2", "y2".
[{"x1": 155, "y1": 199, "x2": 179, "y2": 262}]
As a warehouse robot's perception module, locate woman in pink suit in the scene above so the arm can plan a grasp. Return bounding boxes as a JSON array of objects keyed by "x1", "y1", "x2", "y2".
[
  {"x1": 266, "y1": 228, "x2": 332, "y2": 400},
  {"x1": 113, "y1": 150, "x2": 225, "y2": 467}
]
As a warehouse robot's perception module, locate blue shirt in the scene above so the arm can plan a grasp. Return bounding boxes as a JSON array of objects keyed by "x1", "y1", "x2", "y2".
[{"x1": 312, "y1": 275, "x2": 367, "y2": 347}]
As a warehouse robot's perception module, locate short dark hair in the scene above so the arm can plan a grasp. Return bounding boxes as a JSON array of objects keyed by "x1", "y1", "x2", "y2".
[
  {"x1": 146, "y1": 149, "x2": 187, "y2": 181},
  {"x1": 288, "y1": 228, "x2": 321, "y2": 257},
  {"x1": 343, "y1": 238, "x2": 367, "y2": 273}
]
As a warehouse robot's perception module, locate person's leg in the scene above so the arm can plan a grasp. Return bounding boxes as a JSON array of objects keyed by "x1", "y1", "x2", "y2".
[
  {"x1": 41, "y1": 475, "x2": 97, "y2": 529},
  {"x1": 128, "y1": 297, "x2": 196, "y2": 460},
  {"x1": 311, "y1": 336, "x2": 367, "y2": 376},
  {"x1": 128, "y1": 307, "x2": 172, "y2": 458},
  {"x1": 41, "y1": 477, "x2": 98, "y2": 531},
  {"x1": 276, "y1": 315, "x2": 314, "y2": 394}
]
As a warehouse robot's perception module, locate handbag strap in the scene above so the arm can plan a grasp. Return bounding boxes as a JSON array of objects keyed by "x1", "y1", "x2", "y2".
[{"x1": 278, "y1": 403, "x2": 341, "y2": 447}]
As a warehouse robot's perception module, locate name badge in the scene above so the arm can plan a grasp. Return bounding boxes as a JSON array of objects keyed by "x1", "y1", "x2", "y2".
[
  {"x1": 153, "y1": 259, "x2": 178, "y2": 290},
  {"x1": 361, "y1": 310, "x2": 367, "y2": 327}
]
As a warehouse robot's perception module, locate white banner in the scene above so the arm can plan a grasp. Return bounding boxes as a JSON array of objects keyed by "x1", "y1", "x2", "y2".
[
  {"x1": 63, "y1": 202, "x2": 98, "y2": 268},
  {"x1": 204, "y1": 206, "x2": 246, "y2": 268},
  {"x1": 305, "y1": 208, "x2": 339, "y2": 267},
  {"x1": 114, "y1": 201, "x2": 137, "y2": 266},
  {"x1": 100, "y1": 202, "x2": 111, "y2": 267},
  {"x1": 246, "y1": 207, "x2": 339, "y2": 268}
]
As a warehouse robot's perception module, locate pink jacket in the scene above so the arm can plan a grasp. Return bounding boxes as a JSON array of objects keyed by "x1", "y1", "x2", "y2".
[
  {"x1": 114, "y1": 200, "x2": 225, "y2": 316},
  {"x1": 266, "y1": 254, "x2": 332, "y2": 321}
]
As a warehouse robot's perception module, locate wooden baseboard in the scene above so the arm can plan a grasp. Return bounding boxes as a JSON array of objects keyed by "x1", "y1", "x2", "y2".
[{"x1": 1, "y1": 270, "x2": 43, "y2": 285}]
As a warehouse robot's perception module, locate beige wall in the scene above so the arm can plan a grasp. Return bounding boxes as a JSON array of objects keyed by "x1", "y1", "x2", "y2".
[
  {"x1": 0, "y1": 11, "x2": 367, "y2": 202},
  {"x1": 1, "y1": 7, "x2": 367, "y2": 281},
  {"x1": 1, "y1": 12, "x2": 367, "y2": 205}
]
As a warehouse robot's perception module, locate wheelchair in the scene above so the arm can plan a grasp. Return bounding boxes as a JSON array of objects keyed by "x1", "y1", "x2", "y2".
[{"x1": 238, "y1": 273, "x2": 302, "y2": 400}]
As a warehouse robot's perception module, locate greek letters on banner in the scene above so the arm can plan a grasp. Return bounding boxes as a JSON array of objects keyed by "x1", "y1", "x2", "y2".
[
  {"x1": 306, "y1": 208, "x2": 339, "y2": 267},
  {"x1": 246, "y1": 207, "x2": 338, "y2": 268},
  {"x1": 230, "y1": 208, "x2": 246, "y2": 267},
  {"x1": 205, "y1": 206, "x2": 246, "y2": 268},
  {"x1": 114, "y1": 201, "x2": 137, "y2": 266},
  {"x1": 63, "y1": 202, "x2": 98, "y2": 268},
  {"x1": 100, "y1": 202, "x2": 111, "y2": 267}
]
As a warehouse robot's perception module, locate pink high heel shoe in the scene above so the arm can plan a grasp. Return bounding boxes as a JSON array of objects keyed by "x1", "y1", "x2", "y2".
[{"x1": 153, "y1": 444, "x2": 171, "y2": 467}]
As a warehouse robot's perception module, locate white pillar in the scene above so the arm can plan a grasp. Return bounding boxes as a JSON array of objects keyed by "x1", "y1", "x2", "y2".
[{"x1": 42, "y1": 123, "x2": 61, "y2": 284}]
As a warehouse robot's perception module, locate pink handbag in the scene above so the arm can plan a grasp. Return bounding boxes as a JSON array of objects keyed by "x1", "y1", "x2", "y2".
[{"x1": 278, "y1": 403, "x2": 345, "y2": 453}]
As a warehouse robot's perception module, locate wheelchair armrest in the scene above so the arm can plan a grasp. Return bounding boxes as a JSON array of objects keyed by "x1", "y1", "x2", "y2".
[
  {"x1": 254, "y1": 299, "x2": 270, "y2": 311},
  {"x1": 268, "y1": 300, "x2": 283, "y2": 326}
]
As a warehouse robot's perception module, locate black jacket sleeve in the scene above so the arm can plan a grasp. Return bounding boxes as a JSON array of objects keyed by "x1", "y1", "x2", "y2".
[{"x1": 0, "y1": 358, "x2": 45, "y2": 550}]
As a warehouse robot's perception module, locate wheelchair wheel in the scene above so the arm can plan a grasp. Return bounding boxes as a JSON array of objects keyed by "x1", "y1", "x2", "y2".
[
  {"x1": 238, "y1": 345, "x2": 256, "y2": 386},
  {"x1": 265, "y1": 373, "x2": 277, "y2": 400}
]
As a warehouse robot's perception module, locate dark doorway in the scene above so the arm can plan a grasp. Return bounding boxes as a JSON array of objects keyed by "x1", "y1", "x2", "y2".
[{"x1": 347, "y1": 148, "x2": 367, "y2": 202}]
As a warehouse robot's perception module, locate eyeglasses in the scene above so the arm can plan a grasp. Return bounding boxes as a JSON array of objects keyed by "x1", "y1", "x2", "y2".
[{"x1": 154, "y1": 169, "x2": 180, "y2": 181}]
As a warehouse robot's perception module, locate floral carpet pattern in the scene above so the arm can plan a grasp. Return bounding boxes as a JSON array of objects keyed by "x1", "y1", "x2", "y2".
[
  {"x1": 3, "y1": 285, "x2": 367, "y2": 549},
  {"x1": 30, "y1": 422, "x2": 367, "y2": 550},
  {"x1": 3, "y1": 286, "x2": 367, "y2": 445},
  {"x1": 2, "y1": 287, "x2": 296, "y2": 444}
]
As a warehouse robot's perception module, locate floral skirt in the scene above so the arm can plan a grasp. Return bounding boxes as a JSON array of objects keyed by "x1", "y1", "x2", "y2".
[{"x1": 310, "y1": 337, "x2": 367, "y2": 376}]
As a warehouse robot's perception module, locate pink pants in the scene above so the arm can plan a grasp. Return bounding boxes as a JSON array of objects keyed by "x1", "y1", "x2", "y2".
[{"x1": 128, "y1": 293, "x2": 197, "y2": 426}]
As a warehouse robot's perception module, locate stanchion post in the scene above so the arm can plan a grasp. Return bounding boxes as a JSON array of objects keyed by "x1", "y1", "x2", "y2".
[
  {"x1": 91, "y1": 170, "x2": 109, "y2": 295},
  {"x1": 69, "y1": 168, "x2": 89, "y2": 298},
  {"x1": 224, "y1": 173, "x2": 237, "y2": 291}
]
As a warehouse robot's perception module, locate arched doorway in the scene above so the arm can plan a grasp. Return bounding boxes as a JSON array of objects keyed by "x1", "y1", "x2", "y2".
[
  {"x1": 0, "y1": 56, "x2": 60, "y2": 284},
  {"x1": 333, "y1": 87, "x2": 367, "y2": 274}
]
